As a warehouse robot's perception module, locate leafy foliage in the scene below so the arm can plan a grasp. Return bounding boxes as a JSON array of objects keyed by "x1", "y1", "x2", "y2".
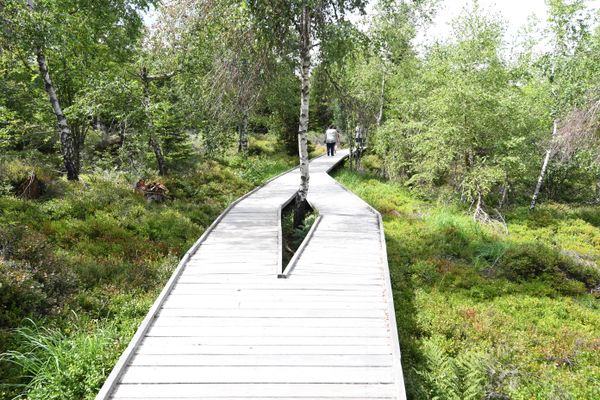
[
  {"x1": 0, "y1": 146, "x2": 294, "y2": 398},
  {"x1": 1, "y1": 0, "x2": 600, "y2": 398},
  {"x1": 335, "y1": 169, "x2": 600, "y2": 399}
]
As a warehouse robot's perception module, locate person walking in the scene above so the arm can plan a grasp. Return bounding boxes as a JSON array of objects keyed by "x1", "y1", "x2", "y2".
[
  {"x1": 355, "y1": 124, "x2": 364, "y2": 149},
  {"x1": 325, "y1": 125, "x2": 340, "y2": 156}
]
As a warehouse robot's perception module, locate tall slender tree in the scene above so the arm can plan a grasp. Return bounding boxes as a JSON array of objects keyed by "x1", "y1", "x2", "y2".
[
  {"x1": 530, "y1": 0, "x2": 591, "y2": 209},
  {"x1": 0, "y1": 0, "x2": 153, "y2": 180},
  {"x1": 247, "y1": 0, "x2": 368, "y2": 225},
  {"x1": 25, "y1": 0, "x2": 78, "y2": 179},
  {"x1": 140, "y1": 66, "x2": 174, "y2": 176}
]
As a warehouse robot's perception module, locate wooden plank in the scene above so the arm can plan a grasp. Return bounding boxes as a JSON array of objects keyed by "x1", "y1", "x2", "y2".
[
  {"x1": 176, "y1": 275, "x2": 384, "y2": 284},
  {"x1": 152, "y1": 317, "x2": 386, "y2": 328},
  {"x1": 292, "y1": 269, "x2": 385, "y2": 276},
  {"x1": 157, "y1": 307, "x2": 387, "y2": 318},
  {"x1": 114, "y1": 397, "x2": 393, "y2": 400},
  {"x1": 146, "y1": 326, "x2": 389, "y2": 337},
  {"x1": 140, "y1": 336, "x2": 390, "y2": 346},
  {"x1": 179, "y1": 271, "x2": 275, "y2": 277},
  {"x1": 135, "y1": 343, "x2": 392, "y2": 355},
  {"x1": 169, "y1": 286, "x2": 383, "y2": 296},
  {"x1": 164, "y1": 294, "x2": 386, "y2": 303},
  {"x1": 161, "y1": 293, "x2": 385, "y2": 303},
  {"x1": 112, "y1": 383, "x2": 396, "y2": 398},
  {"x1": 119, "y1": 366, "x2": 394, "y2": 384},
  {"x1": 172, "y1": 282, "x2": 386, "y2": 291},
  {"x1": 161, "y1": 299, "x2": 387, "y2": 310},
  {"x1": 129, "y1": 354, "x2": 393, "y2": 367},
  {"x1": 185, "y1": 260, "x2": 277, "y2": 267}
]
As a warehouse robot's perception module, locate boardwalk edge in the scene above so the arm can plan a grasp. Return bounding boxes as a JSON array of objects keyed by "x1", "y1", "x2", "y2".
[{"x1": 95, "y1": 164, "x2": 300, "y2": 399}]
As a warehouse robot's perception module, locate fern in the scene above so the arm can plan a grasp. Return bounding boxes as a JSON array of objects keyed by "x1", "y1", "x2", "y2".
[
  {"x1": 416, "y1": 336, "x2": 488, "y2": 400},
  {"x1": 456, "y1": 351, "x2": 487, "y2": 400}
]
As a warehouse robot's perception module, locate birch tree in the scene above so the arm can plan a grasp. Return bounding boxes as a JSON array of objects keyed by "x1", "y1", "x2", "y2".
[
  {"x1": 202, "y1": 4, "x2": 273, "y2": 154},
  {"x1": 22, "y1": 0, "x2": 78, "y2": 180},
  {"x1": 0, "y1": 0, "x2": 153, "y2": 180},
  {"x1": 530, "y1": 0, "x2": 592, "y2": 210},
  {"x1": 140, "y1": 66, "x2": 173, "y2": 176},
  {"x1": 247, "y1": 0, "x2": 368, "y2": 225}
]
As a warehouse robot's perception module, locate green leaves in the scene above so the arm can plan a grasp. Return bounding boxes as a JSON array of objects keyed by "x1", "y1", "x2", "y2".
[{"x1": 417, "y1": 336, "x2": 488, "y2": 400}]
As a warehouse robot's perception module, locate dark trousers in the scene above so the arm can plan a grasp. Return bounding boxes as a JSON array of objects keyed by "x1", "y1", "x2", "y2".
[{"x1": 326, "y1": 142, "x2": 335, "y2": 156}]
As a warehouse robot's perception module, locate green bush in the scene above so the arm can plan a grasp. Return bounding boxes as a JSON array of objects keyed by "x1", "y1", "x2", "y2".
[
  {"x1": 335, "y1": 168, "x2": 600, "y2": 399},
  {"x1": 228, "y1": 155, "x2": 293, "y2": 186},
  {"x1": 248, "y1": 135, "x2": 278, "y2": 155},
  {"x1": 0, "y1": 226, "x2": 77, "y2": 327},
  {"x1": 0, "y1": 145, "x2": 297, "y2": 397},
  {"x1": 0, "y1": 260, "x2": 47, "y2": 328},
  {"x1": 0, "y1": 158, "x2": 55, "y2": 198},
  {"x1": 497, "y1": 243, "x2": 599, "y2": 294},
  {"x1": 361, "y1": 154, "x2": 384, "y2": 175}
]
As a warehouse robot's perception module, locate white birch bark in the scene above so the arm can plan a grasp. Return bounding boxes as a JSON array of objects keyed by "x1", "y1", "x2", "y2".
[
  {"x1": 376, "y1": 74, "x2": 385, "y2": 127},
  {"x1": 530, "y1": 119, "x2": 558, "y2": 210},
  {"x1": 36, "y1": 51, "x2": 79, "y2": 180},
  {"x1": 297, "y1": 6, "x2": 311, "y2": 204},
  {"x1": 27, "y1": 0, "x2": 79, "y2": 180},
  {"x1": 238, "y1": 110, "x2": 249, "y2": 154}
]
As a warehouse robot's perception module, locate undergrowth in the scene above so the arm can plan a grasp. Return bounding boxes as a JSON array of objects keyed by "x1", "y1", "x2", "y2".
[
  {"x1": 0, "y1": 144, "x2": 295, "y2": 399},
  {"x1": 334, "y1": 168, "x2": 600, "y2": 400},
  {"x1": 281, "y1": 204, "x2": 317, "y2": 269}
]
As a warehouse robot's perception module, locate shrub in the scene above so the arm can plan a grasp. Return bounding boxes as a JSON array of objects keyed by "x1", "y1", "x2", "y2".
[
  {"x1": 0, "y1": 226, "x2": 77, "y2": 326},
  {"x1": 361, "y1": 154, "x2": 384, "y2": 175},
  {"x1": 228, "y1": 155, "x2": 293, "y2": 186},
  {"x1": 497, "y1": 243, "x2": 599, "y2": 294},
  {"x1": 0, "y1": 158, "x2": 55, "y2": 198},
  {"x1": 0, "y1": 260, "x2": 47, "y2": 327},
  {"x1": 248, "y1": 135, "x2": 278, "y2": 155}
]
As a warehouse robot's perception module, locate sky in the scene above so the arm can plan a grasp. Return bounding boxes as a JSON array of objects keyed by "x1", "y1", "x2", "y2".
[
  {"x1": 417, "y1": 0, "x2": 600, "y2": 47},
  {"x1": 143, "y1": 0, "x2": 600, "y2": 47}
]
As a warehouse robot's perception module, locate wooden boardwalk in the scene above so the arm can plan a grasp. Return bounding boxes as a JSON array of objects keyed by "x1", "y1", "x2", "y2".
[{"x1": 97, "y1": 150, "x2": 406, "y2": 400}]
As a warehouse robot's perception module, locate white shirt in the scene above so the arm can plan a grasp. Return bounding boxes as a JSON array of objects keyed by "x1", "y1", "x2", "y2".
[
  {"x1": 355, "y1": 126, "x2": 363, "y2": 139},
  {"x1": 325, "y1": 129, "x2": 338, "y2": 143}
]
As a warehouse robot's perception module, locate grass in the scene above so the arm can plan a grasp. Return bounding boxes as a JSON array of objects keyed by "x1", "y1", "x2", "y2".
[
  {"x1": 0, "y1": 140, "x2": 295, "y2": 399},
  {"x1": 333, "y1": 168, "x2": 600, "y2": 400},
  {"x1": 4, "y1": 142, "x2": 598, "y2": 399},
  {"x1": 281, "y1": 203, "x2": 317, "y2": 269}
]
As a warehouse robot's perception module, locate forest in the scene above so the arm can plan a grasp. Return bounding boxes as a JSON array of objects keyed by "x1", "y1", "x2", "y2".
[{"x1": 1, "y1": 0, "x2": 600, "y2": 399}]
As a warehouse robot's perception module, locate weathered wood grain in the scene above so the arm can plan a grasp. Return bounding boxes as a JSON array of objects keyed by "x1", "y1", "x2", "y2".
[{"x1": 96, "y1": 151, "x2": 406, "y2": 400}]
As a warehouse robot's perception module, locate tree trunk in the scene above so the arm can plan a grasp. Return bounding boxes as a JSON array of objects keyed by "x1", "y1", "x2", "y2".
[
  {"x1": 141, "y1": 67, "x2": 167, "y2": 176},
  {"x1": 499, "y1": 184, "x2": 509, "y2": 209},
  {"x1": 376, "y1": 74, "x2": 385, "y2": 127},
  {"x1": 36, "y1": 51, "x2": 79, "y2": 180},
  {"x1": 238, "y1": 110, "x2": 249, "y2": 154},
  {"x1": 27, "y1": 0, "x2": 78, "y2": 180},
  {"x1": 530, "y1": 119, "x2": 558, "y2": 210},
  {"x1": 294, "y1": 6, "x2": 311, "y2": 228}
]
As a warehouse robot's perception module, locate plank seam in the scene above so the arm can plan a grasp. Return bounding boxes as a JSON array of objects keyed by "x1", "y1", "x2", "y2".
[
  {"x1": 96, "y1": 162, "x2": 309, "y2": 400},
  {"x1": 278, "y1": 214, "x2": 322, "y2": 278},
  {"x1": 327, "y1": 175, "x2": 407, "y2": 400}
]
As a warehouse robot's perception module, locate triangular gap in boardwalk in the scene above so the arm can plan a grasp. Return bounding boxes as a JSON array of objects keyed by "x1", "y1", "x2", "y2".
[{"x1": 97, "y1": 149, "x2": 407, "y2": 400}]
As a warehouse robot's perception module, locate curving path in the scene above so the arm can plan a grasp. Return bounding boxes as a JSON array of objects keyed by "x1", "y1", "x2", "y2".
[{"x1": 97, "y1": 150, "x2": 406, "y2": 400}]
